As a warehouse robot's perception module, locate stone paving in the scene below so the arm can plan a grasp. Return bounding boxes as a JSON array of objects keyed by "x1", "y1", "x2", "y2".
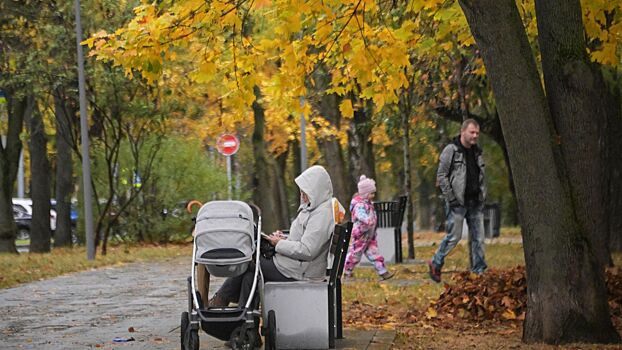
[{"x1": 0, "y1": 257, "x2": 394, "y2": 350}]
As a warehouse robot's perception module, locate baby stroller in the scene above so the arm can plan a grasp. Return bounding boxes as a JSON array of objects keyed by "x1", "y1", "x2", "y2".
[{"x1": 181, "y1": 200, "x2": 276, "y2": 350}]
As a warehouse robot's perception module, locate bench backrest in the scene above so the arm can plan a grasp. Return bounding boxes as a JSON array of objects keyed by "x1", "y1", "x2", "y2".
[{"x1": 328, "y1": 222, "x2": 352, "y2": 284}]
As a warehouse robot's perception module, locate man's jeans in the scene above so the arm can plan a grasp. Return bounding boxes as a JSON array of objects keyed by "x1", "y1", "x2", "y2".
[{"x1": 432, "y1": 200, "x2": 487, "y2": 274}]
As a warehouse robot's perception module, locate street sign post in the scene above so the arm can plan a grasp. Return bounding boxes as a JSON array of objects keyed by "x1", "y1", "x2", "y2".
[{"x1": 216, "y1": 134, "x2": 240, "y2": 200}]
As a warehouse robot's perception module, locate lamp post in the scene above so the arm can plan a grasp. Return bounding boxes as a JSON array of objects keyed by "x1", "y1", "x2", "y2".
[
  {"x1": 74, "y1": 0, "x2": 95, "y2": 260},
  {"x1": 299, "y1": 96, "x2": 307, "y2": 172}
]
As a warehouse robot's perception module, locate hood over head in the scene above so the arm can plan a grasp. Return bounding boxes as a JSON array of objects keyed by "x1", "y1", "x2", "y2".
[{"x1": 294, "y1": 165, "x2": 333, "y2": 210}]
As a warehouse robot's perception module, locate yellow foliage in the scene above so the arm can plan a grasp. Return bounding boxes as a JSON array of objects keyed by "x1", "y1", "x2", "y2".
[
  {"x1": 83, "y1": 0, "x2": 621, "y2": 161},
  {"x1": 339, "y1": 99, "x2": 354, "y2": 118}
]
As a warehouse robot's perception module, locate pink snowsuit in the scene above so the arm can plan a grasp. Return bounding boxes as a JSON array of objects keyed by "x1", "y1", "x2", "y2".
[{"x1": 344, "y1": 194, "x2": 388, "y2": 276}]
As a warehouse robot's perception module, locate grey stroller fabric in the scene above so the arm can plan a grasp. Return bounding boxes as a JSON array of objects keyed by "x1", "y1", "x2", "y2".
[{"x1": 194, "y1": 200, "x2": 255, "y2": 277}]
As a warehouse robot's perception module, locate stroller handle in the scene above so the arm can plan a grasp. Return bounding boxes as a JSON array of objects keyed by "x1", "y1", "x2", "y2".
[
  {"x1": 247, "y1": 202, "x2": 262, "y2": 218},
  {"x1": 186, "y1": 200, "x2": 203, "y2": 213}
]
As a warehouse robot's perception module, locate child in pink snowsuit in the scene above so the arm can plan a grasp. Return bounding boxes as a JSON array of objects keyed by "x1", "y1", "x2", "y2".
[{"x1": 344, "y1": 175, "x2": 394, "y2": 280}]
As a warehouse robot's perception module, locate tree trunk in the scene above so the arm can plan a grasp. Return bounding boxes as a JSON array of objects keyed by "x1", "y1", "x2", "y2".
[
  {"x1": 251, "y1": 86, "x2": 279, "y2": 233},
  {"x1": 417, "y1": 173, "x2": 433, "y2": 230},
  {"x1": 274, "y1": 150, "x2": 291, "y2": 228},
  {"x1": 608, "y1": 67, "x2": 622, "y2": 254},
  {"x1": 347, "y1": 99, "x2": 376, "y2": 185},
  {"x1": 608, "y1": 110, "x2": 622, "y2": 253},
  {"x1": 458, "y1": 0, "x2": 619, "y2": 344},
  {"x1": 311, "y1": 67, "x2": 353, "y2": 206},
  {"x1": 27, "y1": 96, "x2": 52, "y2": 253},
  {"x1": 535, "y1": 0, "x2": 615, "y2": 269},
  {"x1": 402, "y1": 110, "x2": 415, "y2": 259},
  {"x1": 0, "y1": 92, "x2": 27, "y2": 253},
  {"x1": 316, "y1": 112, "x2": 351, "y2": 206},
  {"x1": 53, "y1": 87, "x2": 75, "y2": 247}
]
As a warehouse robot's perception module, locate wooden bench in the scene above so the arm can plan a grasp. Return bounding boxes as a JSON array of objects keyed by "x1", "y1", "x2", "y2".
[{"x1": 262, "y1": 222, "x2": 352, "y2": 349}]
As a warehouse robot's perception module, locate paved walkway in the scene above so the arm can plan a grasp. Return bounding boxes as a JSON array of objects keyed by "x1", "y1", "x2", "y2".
[{"x1": 0, "y1": 257, "x2": 395, "y2": 349}]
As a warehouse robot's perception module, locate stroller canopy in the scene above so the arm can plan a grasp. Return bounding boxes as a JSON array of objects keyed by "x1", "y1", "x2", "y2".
[{"x1": 194, "y1": 201, "x2": 256, "y2": 276}]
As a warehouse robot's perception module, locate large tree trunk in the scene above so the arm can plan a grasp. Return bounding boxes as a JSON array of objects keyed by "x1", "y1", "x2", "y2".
[
  {"x1": 27, "y1": 96, "x2": 52, "y2": 253},
  {"x1": 53, "y1": 87, "x2": 75, "y2": 247},
  {"x1": 458, "y1": 0, "x2": 619, "y2": 344},
  {"x1": 535, "y1": 0, "x2": 615, "y2": 269},
  {"x1": 0, "y1": 92, "x2": 27, "y2": 253},
  {"x1": 251, "y1": 86, "x2": 279, "y2": 233},
  {"x1": 608, "y1": 110, "x2": 622, "y2": 253}
]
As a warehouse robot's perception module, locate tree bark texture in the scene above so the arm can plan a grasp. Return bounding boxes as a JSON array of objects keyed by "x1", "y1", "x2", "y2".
[
  {"x1": 535, "y1": 0, "x2": 615, "y2": 269},
  {"x1": 401, "y1": 110, "x2": 415, "y2": 258},
  {"x1": 251, "y1": 87, "x2": 279, "y2": 233},
  {"x1": 27, "y1": 96, "x2": 52, "y2": 253},
  {"x1": 311, "y1": 67, "x2": 354, "y2": 206},
  {"x1": 607, "y1": 110, "x2": 622, "y2": 253},
  {"x1": 53, "y1": 88, "x2": 75, "y2": 247},
  {"x1": 458, "y1": 0, "x2": 619, "y2": 344},
  {"x1": 347, "y1": 99, "x2": 376, "y2": 187},
  {"x1": 416, "y1": 172, "x2": 434, "y2": 230},
  {"x1": 274, "y1": 150, "x2": 291, "y2": 228},
  {"x1": 0, "y1": 92, "x2": 27, "y2": 253},
  {"x1": 316, "y1": 110, "x2": 351, "y2": 207}
]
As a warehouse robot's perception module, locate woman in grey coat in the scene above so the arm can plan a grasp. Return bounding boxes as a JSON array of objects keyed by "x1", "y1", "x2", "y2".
[{"x1": 210, "y1": 165, "x2": 335, "y2": 307}]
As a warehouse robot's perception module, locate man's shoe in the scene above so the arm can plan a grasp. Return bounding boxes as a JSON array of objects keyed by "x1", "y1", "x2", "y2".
[
  {"x1": 427, "y1": 260, "x2": 441, "y2": 283},
  {"x1": 380, "y1": 271, "x2": 395, "y2": 281}
]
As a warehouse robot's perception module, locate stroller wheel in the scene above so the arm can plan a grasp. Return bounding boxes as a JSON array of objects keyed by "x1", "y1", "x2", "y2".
[
  {"x1": 180, "y1": 312, "x2": 188, "y2": 349},
  {"x1": 265, "y1": 310, "x2": 277, "y2": 350},
  {"x1": 180, "y1": 311, "x2": 200, "y2": 350}
]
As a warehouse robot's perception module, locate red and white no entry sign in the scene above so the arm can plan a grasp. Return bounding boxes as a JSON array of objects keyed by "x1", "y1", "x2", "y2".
[{"x1": 216, "y1": 134, "x2": 240, "y2": 156}]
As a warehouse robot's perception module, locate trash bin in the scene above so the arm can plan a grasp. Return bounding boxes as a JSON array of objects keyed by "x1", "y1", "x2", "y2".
[
  {"x1": 373, "y1": 196, "x2": 407, "y2": 263},
  {"x1": 483, "y1": 203, "x2": 501, "y2": 238},
  {"x1": 460, "y1": 202, "x2": 501, "y2": 239}
]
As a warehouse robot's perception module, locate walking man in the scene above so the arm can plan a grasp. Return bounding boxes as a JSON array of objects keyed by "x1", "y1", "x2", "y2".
[{"x1": 428, "y1": 119, "x2": 487, "y2": 283}]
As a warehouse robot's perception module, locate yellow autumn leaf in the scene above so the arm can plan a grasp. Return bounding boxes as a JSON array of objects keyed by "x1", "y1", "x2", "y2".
[
  {"x1": 591, "y1": 42, "x2": 617, "y2": 65},
  {"x1": 502, "y1": 309, "x2": 517, "y2": 320},
  {"x1": 339, "y1": 99, "x2": 354, "y2": 118},
  {"x1": 252, "y1": 0, "x2": 272, "y2": 9},
  {"x1": 425, "y1": 307, "x2": 438, "y2": 319}
]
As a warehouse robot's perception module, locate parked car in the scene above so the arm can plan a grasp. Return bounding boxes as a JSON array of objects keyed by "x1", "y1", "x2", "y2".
[
  {"x1": 50, "y1": 199, "x2": 78, "y2": 227},
  {"x1": 13, "y1": 206, "x2": 31, "y2": 240},
  {"x1": 12, "y1": 198, "x2": 57, "y2": 231}
]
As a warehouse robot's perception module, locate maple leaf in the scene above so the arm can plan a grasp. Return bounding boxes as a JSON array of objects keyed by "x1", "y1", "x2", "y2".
[
  {"x1": 339, "y1": 99, "x2": 354, "y2": 118},
  {"x1": 425, "y1": 307, "x2": 438, "y2": 319},
  {"x1": 502, "y1": 309, "x2": 517, "y2": 320}
]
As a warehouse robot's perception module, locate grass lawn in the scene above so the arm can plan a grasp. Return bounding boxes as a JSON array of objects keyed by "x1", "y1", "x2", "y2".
[{"x1": 0, "y1": 243, "x2": 191, "y2": 289}]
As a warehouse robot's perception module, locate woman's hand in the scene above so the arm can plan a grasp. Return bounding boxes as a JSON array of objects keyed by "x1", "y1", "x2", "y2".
[{"x1": 267, "y1": 230, "x2": 285, "y2": 246}]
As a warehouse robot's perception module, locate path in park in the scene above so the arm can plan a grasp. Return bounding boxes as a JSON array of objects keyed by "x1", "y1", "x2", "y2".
[
  {"x1": 0, "y1": 256, "x2": 395, "y2": 350},
  {"x1": 1, "y1": 234, "x2": 521, "y2": 349}
]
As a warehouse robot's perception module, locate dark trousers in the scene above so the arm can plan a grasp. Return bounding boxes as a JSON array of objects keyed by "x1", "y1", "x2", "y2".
[{"x1": 217, "y1": 256, "x2": 295, "y2": 307}]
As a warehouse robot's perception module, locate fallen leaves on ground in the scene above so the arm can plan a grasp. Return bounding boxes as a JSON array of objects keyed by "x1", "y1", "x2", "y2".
[
  {"x1": 344, "y1": 265, "x2": 622, "y2": 332},
  {"x1": 431, "y1": 266, "x2": 527, "y2": 324}
]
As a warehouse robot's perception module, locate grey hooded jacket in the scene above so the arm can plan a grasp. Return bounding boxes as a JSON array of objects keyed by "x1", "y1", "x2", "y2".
[
  {"x1": 273, "y1": 165, "x2": 334, "y2": 280},
  {"x1": 437, "y1": 137, "x2": 486, "y2": 206}
]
